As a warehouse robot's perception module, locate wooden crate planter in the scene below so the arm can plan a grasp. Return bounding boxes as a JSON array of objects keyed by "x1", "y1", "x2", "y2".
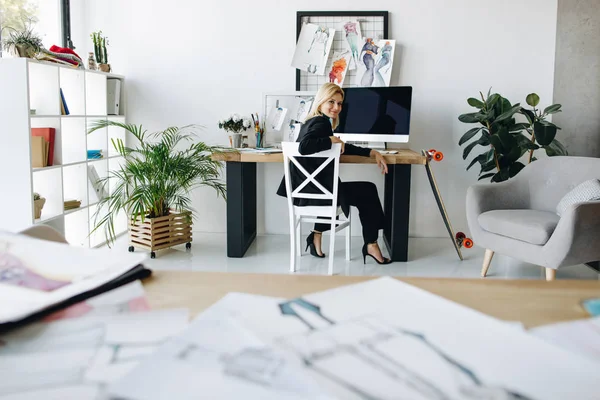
[{"x1": 127, "y1": 211, "x2": 192, "y2": 258}]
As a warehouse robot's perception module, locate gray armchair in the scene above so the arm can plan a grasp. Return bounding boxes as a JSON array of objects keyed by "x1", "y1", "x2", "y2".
[{"x1": 466, "y1": 156, "x2": 600, "y2": 281}]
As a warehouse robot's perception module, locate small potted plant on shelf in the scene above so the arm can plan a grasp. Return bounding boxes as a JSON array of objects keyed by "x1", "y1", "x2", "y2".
[
  {"x1": 1, "y1": 18, "x2": 43, "y2": 59},
  {"x1": 218, "y1": 114, "x2": 251, "y2": 148},
  {"x1": 33, "y1": 192, "x2": 45, "y2": 219},
  {"x1": 90, "y1": 30, "x2": 110, "y2": 72},
  {"x1": 87, "y1": 120, "x2": 226, "y2": 258}
]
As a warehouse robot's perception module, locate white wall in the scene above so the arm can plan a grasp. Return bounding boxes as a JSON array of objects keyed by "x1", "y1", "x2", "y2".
[{"x1": 80, "y1": 0, "x2": 558, "y2": 238}]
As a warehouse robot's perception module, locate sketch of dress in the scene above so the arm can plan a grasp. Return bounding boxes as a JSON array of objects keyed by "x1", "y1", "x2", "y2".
[
  {"x1": 277, "y1": 297, "x2": 535, "y2": 400},
  {"x1": 360, "y1": 39, "x2": 379, "y2": 87},
  {"x1": 343, "y1": 22, "x2": 360, "y2": 68},
  {"x1": 308, "y1": 26, "x2": 330, "y2": 57},
  {"x1": 373, "y1": 42, "x2": 393, "y2": 87},
  {"x1": 0, "y1": 243, "x2": 69, "y2": 291}
]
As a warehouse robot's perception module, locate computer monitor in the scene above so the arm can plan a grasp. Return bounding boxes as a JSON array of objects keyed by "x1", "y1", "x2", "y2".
[{"x1": 334, "y1": 86, "x2": 413, "y2": 143}]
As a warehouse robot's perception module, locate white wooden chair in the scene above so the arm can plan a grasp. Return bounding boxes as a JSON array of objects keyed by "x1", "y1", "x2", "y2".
[{"x1": 282, "y1": 142, "x2": 351, "y2": 275}]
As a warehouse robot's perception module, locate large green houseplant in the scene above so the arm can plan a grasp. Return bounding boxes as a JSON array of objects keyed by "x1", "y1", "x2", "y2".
[
  {"x1": 458, "y1": 89, "x2": 566, "y2": 182},
  {"x1": 88, "y1": 120, "x2": 226, "y2": 245}
]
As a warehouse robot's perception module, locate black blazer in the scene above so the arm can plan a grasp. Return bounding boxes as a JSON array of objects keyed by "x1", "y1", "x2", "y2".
[{"x1": 276, "y1": 115, "x2": 371, "y2": 216}]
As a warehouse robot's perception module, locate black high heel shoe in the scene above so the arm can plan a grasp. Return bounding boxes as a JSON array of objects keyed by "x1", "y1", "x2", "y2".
[
  {"x1": 306, "y1": 232, "x2": 325, "y2": 258},
  {"x1": 362, "y1": 243, "x2": 392, "y2": 265}
]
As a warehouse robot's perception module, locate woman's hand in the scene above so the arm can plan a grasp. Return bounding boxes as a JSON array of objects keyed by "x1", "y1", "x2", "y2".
[
  {"x1": 330, "y1": 136, "x2": 345, "y2": 154},
  {"x1": 370, "y1": 150, "x2": 388, "y2": 174}
]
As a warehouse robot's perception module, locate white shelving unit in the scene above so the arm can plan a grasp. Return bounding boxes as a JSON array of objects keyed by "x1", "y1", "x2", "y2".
[{"x1": 0, "y1": 58, "x2": 127, "y2": 247}]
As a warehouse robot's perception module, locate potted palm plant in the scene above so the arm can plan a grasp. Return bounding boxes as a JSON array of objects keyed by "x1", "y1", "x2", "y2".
[{"x1": 87, "y1": 121, "x2": 226, "y2": 258}]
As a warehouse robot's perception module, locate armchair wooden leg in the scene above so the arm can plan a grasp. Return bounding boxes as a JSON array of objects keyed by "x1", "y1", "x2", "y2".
[
  {"x1": 481, "y1": 249, "x2": 494, "y2": 278},
  {"x1": 545, "y1": 268, "x2": 556, "y2": 281}
]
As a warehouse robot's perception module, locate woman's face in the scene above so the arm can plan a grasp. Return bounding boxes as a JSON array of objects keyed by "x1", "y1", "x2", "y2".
[{"x1": 320, "y1": 93, "x2": 343, "y2": 119}]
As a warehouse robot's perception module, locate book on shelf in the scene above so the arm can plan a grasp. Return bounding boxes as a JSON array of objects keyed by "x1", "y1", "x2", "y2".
[
  {"x1": 59, "y1": 88, "x2": 70, "y2": 116},
  {"x1": 30, "y1": 136, "x2": 47, "y2": 168},
  {"x1": 0, "y1": 229, "x2": 151, "y2": 333},
  {"x1": 31, "y1": 127, "x2": 55, "y2": 166},
  {"x1": 64, "y1": 199, "x2": 82, "y2": 210},
  {"x1": 87, "y1": 149, "x2": 104, "y2": 159}
]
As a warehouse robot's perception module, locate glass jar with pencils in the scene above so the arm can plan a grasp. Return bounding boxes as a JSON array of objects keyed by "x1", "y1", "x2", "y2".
[{"x1": 251, "y1": 113, "x2": 265, "y2": 148}]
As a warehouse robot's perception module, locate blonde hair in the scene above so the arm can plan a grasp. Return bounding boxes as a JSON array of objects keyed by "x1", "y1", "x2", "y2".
[{"x1": 306, "y1": 83, "x2": 344, "y2": 130}]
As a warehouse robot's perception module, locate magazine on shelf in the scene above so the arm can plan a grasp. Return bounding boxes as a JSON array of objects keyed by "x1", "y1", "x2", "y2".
[{"x1": 0, "y1": 231, "x2": 151, "y2": 332}]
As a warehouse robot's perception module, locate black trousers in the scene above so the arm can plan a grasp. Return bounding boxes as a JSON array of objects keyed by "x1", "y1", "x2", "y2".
[{"x1": 314, "y1": 182, "x2": 384, "y2": 244}]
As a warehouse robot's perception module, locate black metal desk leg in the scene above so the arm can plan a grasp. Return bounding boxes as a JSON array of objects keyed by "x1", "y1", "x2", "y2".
[
  {"x1": 226, "y1": 162, "x2": 257, "y2": 257},
  {"x1": 383, "y1": 164, "x2": 411, "y2": 261}
]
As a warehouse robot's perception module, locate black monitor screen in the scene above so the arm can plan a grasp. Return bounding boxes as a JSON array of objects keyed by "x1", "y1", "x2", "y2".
[{"x1": 334, "y1": 87, "x2": 412, "y2": 136}]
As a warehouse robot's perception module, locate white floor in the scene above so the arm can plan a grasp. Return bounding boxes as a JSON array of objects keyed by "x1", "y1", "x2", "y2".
[{"x1": 116, "y1": 233, "x2": 599, "y2": 280}]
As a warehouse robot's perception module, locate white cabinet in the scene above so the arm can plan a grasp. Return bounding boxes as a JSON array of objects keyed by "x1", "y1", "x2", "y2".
[{"x1": 0, "y1": 58, "x2": 127, "y2": 247}]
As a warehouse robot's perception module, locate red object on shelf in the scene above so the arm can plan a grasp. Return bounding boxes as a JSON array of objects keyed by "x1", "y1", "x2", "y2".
[
  {"x1": 49, "y1": 45, "x2": 82, "y2": 63},
  {"x1": 31, "y1": 128, "x2": 56, "y2": 166}
]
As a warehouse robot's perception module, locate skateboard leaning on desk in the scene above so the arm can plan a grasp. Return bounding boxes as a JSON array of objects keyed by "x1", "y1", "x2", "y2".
[{"x1": 422, "y1": 149, "x2": 473, "y2": 261}]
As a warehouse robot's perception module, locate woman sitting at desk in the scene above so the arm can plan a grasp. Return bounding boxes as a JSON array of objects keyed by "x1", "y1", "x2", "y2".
[{"x1": 276, "y1": 83, "x2": 392, "y2": 265}]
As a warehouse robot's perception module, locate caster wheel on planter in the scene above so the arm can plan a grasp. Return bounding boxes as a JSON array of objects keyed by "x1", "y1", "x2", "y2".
[
  {"x1": 150, "y1": 252, "x2": 156, "y2": 259},
  {"x1": 128, "y1": 246, "x2": 134, "y2": 252},
  {"x1": 186, "y1": 242, "x2": 191, "y2": 250}
]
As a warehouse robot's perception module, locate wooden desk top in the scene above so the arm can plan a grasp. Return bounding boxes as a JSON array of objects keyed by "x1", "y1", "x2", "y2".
[
  {"x1": 211, "y1": 149, "x2": 426, "y2": 165},
  {"x1": 143, "y1": 271, "x2": 600, "y2": 329}
]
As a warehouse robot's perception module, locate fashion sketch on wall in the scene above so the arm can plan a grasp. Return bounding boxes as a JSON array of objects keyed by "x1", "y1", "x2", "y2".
[
  {"x1": 291, "y1": 23, "x2": 335, "y2": 75},
  {"x1": 267, "y1": 107, "x2": 288, "y2": 131},
  {"x1": 290, "y1": 97, "x2": 313, "y2": 123},
  {"x1": 327, "y1": 50, "x2": 352, "y2": 86},
  {"x1": 342, "y1": 20, "x2": 362, "y2": 70},
  {"x1": 356, "y1": 39, "x2": 395, "y2": 87}
]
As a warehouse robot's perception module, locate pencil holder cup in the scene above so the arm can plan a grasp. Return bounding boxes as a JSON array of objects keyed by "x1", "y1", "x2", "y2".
[{"x1": 256, "y1": 132, "x2": 264, "y2": 148}]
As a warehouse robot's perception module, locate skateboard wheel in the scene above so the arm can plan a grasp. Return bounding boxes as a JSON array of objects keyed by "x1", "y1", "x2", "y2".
[
  {"x1": 464, "y1": 238, "x2": 474, "y2": 248},
  {"x1": 456, "y1": 232, "x2": 466, "y2": 240},
  {"x1": 433, "y1": 151, "x2": 444, "y2": 161}
]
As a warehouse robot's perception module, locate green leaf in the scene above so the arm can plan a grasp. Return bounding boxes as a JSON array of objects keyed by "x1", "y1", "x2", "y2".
[
  {"x1": 478, "y1": 172, "x2": 495, "y2": 181},
  {"x1": 526, "y1": 93, "x2": 540, "y2": 107},
  {"x1": 459, "y1": 127, "x2": 482, "y2": 145},
  {"x1": 516, "y1": 133, "x2": 540, "y2": 150},
  {"x1": 486, "y1": 93, "x2": 501, "y2": 108},
  {"x1": 481, "y1": 159, "x2": 497, "y2": 173},
  {"x1": 458, "y1": 112, "x2": 482, "y2": 124},
  {"x1": 498, "y1": 127, "x2": 517, "y2": 152},
  {"x1": 489, "y1": 135, "x2": 503, "y2": 154},
  {"x1": 534, "y1": 121, "x2": 557, "y2": 146},
  {"x1": 462, "y1": 140, "x2": 480, "y2": 160},
  {"x1": 504, "y1": 146, "x2": 522, "y2": 163},
  {"x1": 466, "y1": 156, "x2": 481, "y2": 170},
  {"x1": 491, "y1": 169, "x2": 510, "y2": 182},
  {"x1": 509, "y1": 123, "x2": 529, "y2": 132},
  {"x1": 509, "y1": 162, "x2": 525, "y2": 177},
  {"x1": 543, "y1": 104, "x2": 562, "y2": 114},
  {"x1": 520, "y1": 109, "x2": 536, "y2": 124},
  {"x1": 545, "y1": 139, "x2": 568, "y2": 156},
  {"x1": 495, "y1": 105, "x2": 522, "y2": 124},
  {"x1": 467, "y1": 98, "x2": 485, "y2": 109},
  {"x1": 477, "y1": 135, "x2": 490, "y2": 146}
]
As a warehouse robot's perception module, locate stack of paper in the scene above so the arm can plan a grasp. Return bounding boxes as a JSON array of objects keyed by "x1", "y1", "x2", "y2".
[
  {"x1": 109, "y1": 278, "x2": 600, "y2": 400},
  {"x1": 0, "y1": 281, "x2": 189, "y2": 399},
  {"x1": 0, "y1": 231, "x2": 150, "y2": 330}
]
